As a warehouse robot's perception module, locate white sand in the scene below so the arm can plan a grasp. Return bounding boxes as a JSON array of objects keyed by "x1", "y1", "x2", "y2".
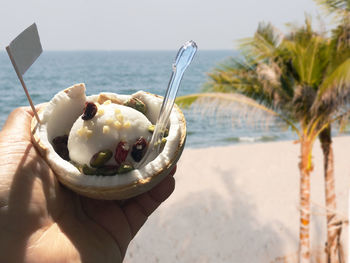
[{"x1": 124, "y1": 136, "x2": 350, "y2": 263}]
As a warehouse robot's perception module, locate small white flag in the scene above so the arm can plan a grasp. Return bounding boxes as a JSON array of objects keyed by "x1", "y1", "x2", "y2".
[
  {"x1": 7, "y1": 23, "x2": 42, "y2": 75},
  {"x1": 6, "y1": 23, "x2": 43, "y2": 123}
]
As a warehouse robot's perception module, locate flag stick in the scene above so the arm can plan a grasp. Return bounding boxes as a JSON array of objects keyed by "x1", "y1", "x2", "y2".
[{"x1": 6, "y1": 46, "x2": 41, "y2": 124}]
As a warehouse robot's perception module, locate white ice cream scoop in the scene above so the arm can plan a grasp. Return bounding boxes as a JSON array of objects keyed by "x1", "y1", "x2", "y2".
[{"x1": 68, "y1": 103, "x2": 152, "y2": 166}]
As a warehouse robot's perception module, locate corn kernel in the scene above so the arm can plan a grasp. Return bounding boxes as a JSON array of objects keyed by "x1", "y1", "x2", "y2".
[
  {"x1": 114, "y1": 108, "x2": 121, "y2": 115},
  {"x1": 103, "y1": 100, "x2": 112, "y2": 105}
]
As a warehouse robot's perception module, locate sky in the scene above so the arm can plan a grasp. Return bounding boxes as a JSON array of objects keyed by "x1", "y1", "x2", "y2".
[{"x1": 0, "y1": 0, "x2": 328, "y2": 51}]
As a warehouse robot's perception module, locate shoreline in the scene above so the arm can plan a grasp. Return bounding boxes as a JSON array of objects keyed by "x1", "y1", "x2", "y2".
[
  {"x1": 185, "y1": 133, "x2": 350, "y2": 150},
  {"x1": 125, "y1": 136, "x2": 350, "y2": 262}
]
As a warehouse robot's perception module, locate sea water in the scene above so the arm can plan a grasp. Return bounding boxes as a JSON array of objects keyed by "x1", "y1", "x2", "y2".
[{"x1": 0, "y1": 50, "x2": 301, "y2": 148}]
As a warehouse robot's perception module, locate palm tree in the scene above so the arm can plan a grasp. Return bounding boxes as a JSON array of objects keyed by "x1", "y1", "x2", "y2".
[
  {"x1": 176, "y1": 19, "x2": 350, "y2": 263},
  {"x1": 314, "y1": 27, "x2": 350, "y2": 263},
  {"x1": 314, "y1": 1, "x2": 350, "y2": 262}
]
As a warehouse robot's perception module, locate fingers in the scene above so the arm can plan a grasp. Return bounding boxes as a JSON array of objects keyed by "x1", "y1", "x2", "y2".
[
  {"x1": 80, "y1": 198, "x2": 133, "y2": 257},
  {"x1": 80, "y1": 166, "x2": 176, "y2": 257},
  {"x1": 1, "y1": 104, "x2": 46, "y2": 138},
  {"x1": 148, "y1": 165, "x2": 176, "y2": 204},
  {"x1": 136, "y1": 173, "x2": 176, "y2": 216},
  {"x1": 2, "y1": 107, "x2": 31, "y2": 130},
  {"x1": 1, "y1": 107, "x2": 34, "y2": 141},
  {"x1": 81, "y1": 166, "x2": 176, "y2": 259},
  {"x1": 121, "y1": 166, "x2": 176, "y2": 237},
  {"x1": 145, "y1": 168, "x2": 176, "y2": 206}
]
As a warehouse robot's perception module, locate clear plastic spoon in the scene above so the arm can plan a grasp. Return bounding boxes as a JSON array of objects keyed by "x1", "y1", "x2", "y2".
[{"x1": 136, "y1": 40, "x2": 197, "y2": 168}]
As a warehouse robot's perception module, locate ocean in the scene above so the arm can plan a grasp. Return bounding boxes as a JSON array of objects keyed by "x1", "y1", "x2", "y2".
[{"x1": 0, "y1": 50, "x2": 300, "y2": 148}]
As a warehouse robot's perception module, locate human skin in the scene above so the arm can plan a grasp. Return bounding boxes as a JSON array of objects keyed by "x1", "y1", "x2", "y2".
[{"x1": 0, "y1": 107, "x2": 176, "y2": 263}]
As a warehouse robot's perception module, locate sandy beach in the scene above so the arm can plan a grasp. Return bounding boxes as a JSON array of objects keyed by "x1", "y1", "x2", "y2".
[{"x1": 124, "y1": 136, "x2": 350, "y2": 263}]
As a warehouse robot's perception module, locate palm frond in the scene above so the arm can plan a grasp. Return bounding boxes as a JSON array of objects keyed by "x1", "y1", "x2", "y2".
[
  {"x1": 282, "y1": 33, "x2": 330, "y2": 88},
  {"x1": 285, "y1": 15, "x2": 316, "y2": 45},
  {"x1": 205, "y1": 57, "x2": 296, "y2": 112},
  {"x1": 176, "y1": 92, "x2": 300, "y2": 137},
  {"x1": 334, "y1": 107, "x2": 350, "y2": 132},
  {"x1": 292, "y1": 85, "x2": 317, "y2": 122},
  {"x1": 330, "y1": 23, "x2": 350, "y2": 52},
  {"x1": 317, "y1": 57, "x2": 350, "y2": 102},
  {"x1": 239, "y1": 22, "x2": 282, "y2": 63},
  {"x1": 313, "y1": 106, "x2": 350, "y2": 139},
  {"x1": 314, "y1": 0, "x2": 350, "y2": 15},
  {"x1": 175, "y1": 95, "x2": 198, "y2": 108},
  {"x1": 176, "y1": 93, "x2": 275, "y2": 113},
  {"x1": 189, "y1": 13, "x2": 350, "y2": 143},
  {"x1": 321, "y1": 107, "x2": 350, "y2": 133}
]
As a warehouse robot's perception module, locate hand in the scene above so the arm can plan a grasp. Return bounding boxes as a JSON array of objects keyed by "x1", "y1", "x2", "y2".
[{"x1": 0, "y1": 107, "x2": 176, "y2": 263}]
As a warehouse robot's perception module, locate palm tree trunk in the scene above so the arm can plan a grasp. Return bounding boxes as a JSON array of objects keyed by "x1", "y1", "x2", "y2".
[
  {"x1": 319, "y1": 126, "x2": 343, "y2": 263},
  {"x1": 299, "y1": 138, "x2": 313, "y2": 263}
]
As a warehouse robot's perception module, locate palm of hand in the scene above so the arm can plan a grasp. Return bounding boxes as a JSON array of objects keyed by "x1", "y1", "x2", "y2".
[{"x1": 0, "y1": 108, "x2": 175, "y2": 263}]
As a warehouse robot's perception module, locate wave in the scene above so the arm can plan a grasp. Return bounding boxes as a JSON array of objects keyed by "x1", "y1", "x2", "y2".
[{"x1": 223, "y1": 135, "x2": 279, "y2": 143}]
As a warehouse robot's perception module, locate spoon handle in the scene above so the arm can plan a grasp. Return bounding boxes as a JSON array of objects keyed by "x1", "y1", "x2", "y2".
[{"x1": 137, "y1": 40, "x2": 197, "y2": 168}]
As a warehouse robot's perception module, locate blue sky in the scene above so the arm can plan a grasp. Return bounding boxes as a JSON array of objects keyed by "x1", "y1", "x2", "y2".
[{"x1": 0, "y1": 0, "x2": 326, "y2": 50}]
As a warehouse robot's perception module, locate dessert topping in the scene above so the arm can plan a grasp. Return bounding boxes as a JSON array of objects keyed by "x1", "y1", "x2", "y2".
[
  {"x1": 82, "y1": 164, "x2": 96, "y2": 175},
  {"x1": 90, "y1": 149, "x2": 113, "y2": 168},
  {"x1": 117, "y1": 163, "x2": 134, "y2": 174},
  {"x1": 96, "y1": 165, "x2": 119, "y2": 176},
  {"x1": 123, "y1": 121, "x2": 131, "y2": 128},
  {"x1": 52, "y1": 135, "x2": 70, "y2": 161},
  {"x1": 117, "y1": 114, "x2": 124, "y2": 123},
  {"x1": 131, "y1": 137, "x2": 148, "y2": 162},
  {"x1": 97, "y1": 108, "x2": 105, "y2": 116},
  {"x1": 97, "y1": 94, "x2": 123, "y2": 105},
  {"x1": 115, "y1": 141, "x2": 130, "y2": 164},
  {"x1": 106, "y1": 118, "x2": 113, "y2": 125},
  {"x1": 103, "y1": 125, "x2": 110, "y2": 134},
  {"x1": 113, "y1": 120, "x2": 122, "y2": 129},
  {"x1": 82, "y1": 102, "x2": 98, "y2": 120},
  {"x1": 124, "y1": 98, "x2": 147, "y2": 114},
  {"x1": 77, "y1": 126, "x2": 93, "y2": 138},
  {"x1": 148, "y1": 125, "x2": 169, "y2": 137},
  {"x1": 161, "y1": 137, "x2": 167, "y2": 146}
]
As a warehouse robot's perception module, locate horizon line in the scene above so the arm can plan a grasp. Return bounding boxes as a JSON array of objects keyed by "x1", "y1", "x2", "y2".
[{"x1": 0, "y1": 48, "x2": 236, "y2": 53}]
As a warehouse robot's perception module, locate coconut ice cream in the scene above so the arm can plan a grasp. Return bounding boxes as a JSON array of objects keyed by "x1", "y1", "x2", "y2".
[
  {"x1": 68, "y1": 102, "x2": 152, "y2": 172},
  {"x1": 31, "y1": 83, "x2": 186, "y2": 200}
]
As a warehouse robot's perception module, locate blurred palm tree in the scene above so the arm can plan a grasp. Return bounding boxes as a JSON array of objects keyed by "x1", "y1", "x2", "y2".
[
  {"x1": 311, "y1": 3, "x2": 350, "y2": 260},
  {"x1": 176, "y1": 18, "x2": 350, "y2": 263},
  {"x1": 307, "y1": 2, "x2": 350, "y2": 262}
]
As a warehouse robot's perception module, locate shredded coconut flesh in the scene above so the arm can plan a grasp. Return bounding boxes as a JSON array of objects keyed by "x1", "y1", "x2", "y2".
[{"x1": 68, "y1": 102, "x2": 152, "y2": 166}]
